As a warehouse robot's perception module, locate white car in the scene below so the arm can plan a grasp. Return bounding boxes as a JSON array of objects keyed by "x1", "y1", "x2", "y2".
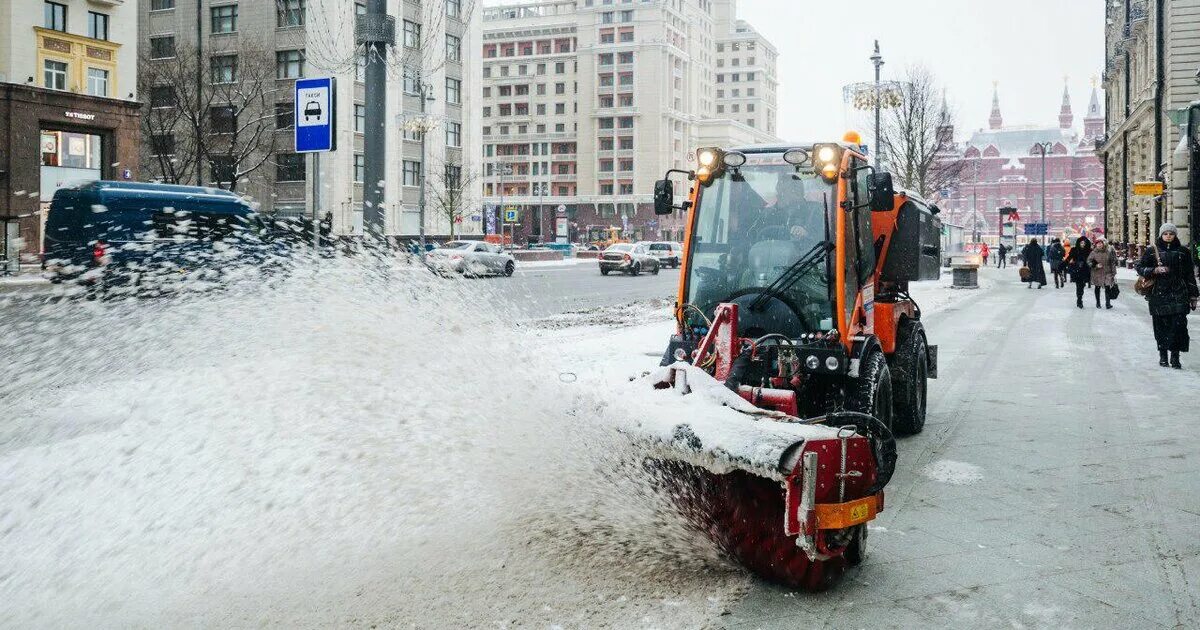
[
  {"x1": 425, "y1": 241, "x2": 515, "y2": 277},
  {"x1": 599, "y1": 243, "x2": 661, "y2": 276},
  {"x1": 639, "y1": 241, "x2": 683, "y2": 268}
]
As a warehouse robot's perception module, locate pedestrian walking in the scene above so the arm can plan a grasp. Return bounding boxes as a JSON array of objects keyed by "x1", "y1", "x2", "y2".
[
  {"x1": 980, "y1": 242, "x2": 990, "y2": 267},
  {"x1": 1087, "y1": 237, "x2": 1118, "y2": 309},
  {"x1": 1048, "y1": 238, "x2": 1067, "y2": 289},
  {"x1": 1136, "y1": 223, "x2": 1199, "y2": 368},
  {"x1": 997, "y1": 243, "x2": 1009, "y2": 269},
  {"x1": 1020, "y1": 238, "x2": 1047, "y2": 289},
  {"x1": 1066, "y1": 235, "x2": 1093, "y2": 308}
]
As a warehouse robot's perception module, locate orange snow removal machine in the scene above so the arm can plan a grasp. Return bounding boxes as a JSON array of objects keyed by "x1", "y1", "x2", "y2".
[{"x1": 648, "y1": 134, "x2": 941, "y2": 590}]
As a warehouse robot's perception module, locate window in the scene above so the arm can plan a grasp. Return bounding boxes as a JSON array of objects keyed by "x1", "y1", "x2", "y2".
[
  {"x1": 354, "y1": 154, "x2": 365, "y2": 182},
  {"x1": 210, "y1": 55, "x2": 236, "y2": 83},
  {"x1": 555, "y1": 82, "x2": 565, "y2": 94},
  {"x1": 620, "y1": 183, "x2": 634, "y2": 195},
  {"x1": 88, "y1": 12, "x2": 109, "y2": 40},
  {"x1": 403, "y1": 20, "x2": 421, "y2": 48},
  {"x1": 403, "y1": 160, "x2": 422, "y2": 186},
  {"x1": 151, "y1": 0, "x2": 175, "y2": 9},
  {"x1": 44, "y1": 2, "x2": 66, "y2": 31},
  {"x1": 276, "y1": 153, "x2": 306, "y2": 182},
  {"x1": 620, "y1": 10, "x2": 633, "y2": 22},
  {"x1": 275, "y1": 102, "x2": 294, "y2": 129},
  {"x1": 598, "y1": 53, "x2": 613, "y2": 66},
  {"x1": 276, "y1": 50, "x2": 305, "y2": 79},
  {"x1": 445, "y1": 165, "x2": 462, "y2": 190},
  {"x1": 210, "y1": 156, "x2": 236, "y2": 184},
  {"x1": 555, "y1": 61, "x2": 565, "y2": 73},
  {"x1": 86, "y1": 68, "x2": 109, "y2": 96},
  {"x1": 44, "y1": 60, "x2": 67, "y2": 90},
  {"x1": 601, "y1": 32, "x2": 615, "y2": 44},
  {"x1": 445, "y1": 78, "x2": 461, "y2": 104},
  {"x1": 209, "y1": 106, "x2": 236, "y2": 134},
  {"x1": 150, "y1": 85, "x2": 176, "y2": 108},
  {"x1": 446, "y1": 0, "x2": 462, "y2": 18},
  {"x1": 620, "y1": 30, "x2": 634, "y2": 43},
  {"x1": 210, "y1": 5, "x2": 237, "y2": 33},
  {"x1": 150, "y1": 36, "x2": 176, "y2": 59},
  {"x1": 446, "y1": 34, "x2": 461, "y2": 62},
  {"x1": 151, "y1": 134, "x2": 175, "y2": 156},
  {"x1": 555, "y1": 103, "x2": 566, "y2": 115},
  {"x1": 446, "y1": 122, "x2": 462, "y2": 147},
  {"x1": 278, "y1": 0, "x2": 305, "y2": 27},
  {"x1": 618, "y1": 136, "x2": 633, "y2": 149},
  {"x1": 601, "y1": 11, "x2": 613, "y2": 23},
  {"x1": 617, "y1": 51, "x2": 633, "y2": 64},
  {"x1": 403, "y1": 68, "x2": 419, "y2": 94},
  {"x1": 354, "y1": 104, "x2": 365, "y2": 132}
]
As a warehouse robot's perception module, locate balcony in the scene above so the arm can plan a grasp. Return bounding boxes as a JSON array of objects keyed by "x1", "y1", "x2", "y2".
[
  {"x1": 551, "y1": 153, "x2": 578, "y2": 161},
  {"x1": 551, "y1": 173, "x2": 577, "y2": 182}
]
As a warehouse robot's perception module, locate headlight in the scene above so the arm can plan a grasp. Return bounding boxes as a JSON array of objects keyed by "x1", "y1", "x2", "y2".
[
  {"x1": 722, "y1": 152, "x2": 747, "y2": 168},
  {"x1": 812, "y1": 143, "x2": 843, "y2": 182},
  {"x1": 816, "y1": 146, "x2": 837, "y2": 163},
  {"x1": 825, "y1": 356, "x2": 840, "y2": 371},
  {"x1": 697, "y1": 148, "x2": 719, "y2": 168},
  {"x1": 805, "y1": 355, "x2": 820, "y2": 370}
]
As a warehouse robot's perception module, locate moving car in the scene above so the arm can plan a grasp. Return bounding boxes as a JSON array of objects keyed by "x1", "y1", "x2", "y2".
[
  {"x1": 641, "y1": 241, "x2": 683, "y2": 268},
  {"x1": 42, "y1": 180, "x2": 278, "y2": 294},
  {"x1": 598, "y1": 242, "x2": 660, "y2": 276},
  {"x1": 424, "y1": 240, "x2": 515, "y2": 277}
]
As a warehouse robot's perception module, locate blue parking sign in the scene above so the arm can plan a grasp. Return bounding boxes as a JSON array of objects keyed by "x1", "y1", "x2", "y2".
[{"x1": 295, "y1": 77, "x2": 336, "y2": 153}]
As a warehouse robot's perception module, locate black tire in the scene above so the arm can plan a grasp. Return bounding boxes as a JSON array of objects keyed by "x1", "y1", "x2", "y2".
[
  {"x1": 890, "y1": 320, "x2": 929, "y2": 436},
  {"x1": 631, "y1": 263, "x2": 641, "y2": 276},
  {"x1": 844, "y1": 350, "x2": 894, "y2": 434},
  {"x1": 503, "y1": 260, "x2": 515, "y2": 277},
  {"x1": 600, "y1": 267, "x2": 610, "y2": 276},
  {"x1": 651, "y1": 262, "x2": 660, "y2": 275}
]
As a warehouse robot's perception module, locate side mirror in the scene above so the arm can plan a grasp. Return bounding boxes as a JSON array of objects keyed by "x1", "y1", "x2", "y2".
[
  {"x1": 654, "y1": 179, "x2": 674, "y2": 215},
  {"x1": 867, "y1": 172, "x2": 895, "y2": 212}
]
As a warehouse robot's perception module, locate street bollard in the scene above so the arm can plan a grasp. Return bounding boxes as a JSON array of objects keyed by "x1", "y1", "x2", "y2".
[{"x1": 951, "y1": 259, "x2": 980, "y2": 289}]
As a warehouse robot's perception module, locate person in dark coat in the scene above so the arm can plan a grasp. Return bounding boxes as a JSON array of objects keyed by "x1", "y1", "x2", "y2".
[
  {"x1": 1066, "y1": 235, "x2": 1093, "y2": 308},
  {"x1": 1020, "y1": 238, "x2": 1047, "y2": 288},
  {"x1": 1047, "y1": 238, "x2": 1067, "y2": 289},
  {"x1": 1137, "y1": 223, "x2": 1200, "y2": 368},
  {"x1": 996, "y1": 243, "x2": 1009, "y2": 268}
]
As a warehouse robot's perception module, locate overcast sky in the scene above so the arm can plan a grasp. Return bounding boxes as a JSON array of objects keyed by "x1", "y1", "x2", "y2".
[{"x1": 735, "y1": 0, "x2": 1107, "y2": 142}]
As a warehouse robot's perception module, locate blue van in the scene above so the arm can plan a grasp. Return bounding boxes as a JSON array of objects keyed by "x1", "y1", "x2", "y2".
[{"x1": 42, "y1": 181, "x2": 274, "y2": 290}]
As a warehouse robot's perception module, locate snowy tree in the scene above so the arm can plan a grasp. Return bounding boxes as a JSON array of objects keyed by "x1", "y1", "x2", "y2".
[
  {"x1": 878, "y1": 66, "x2": 965, "y2": 200},
  {"x1": 426, "y1": 157, "x2": 478, "y2": 238}
]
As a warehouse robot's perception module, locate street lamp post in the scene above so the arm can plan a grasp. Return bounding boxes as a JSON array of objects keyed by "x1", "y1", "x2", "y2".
[
  {"x1": 536, "y1": 181, "x2": 546, "y2": 243},
  {"x1": 870, "y1": 41, "x2": 884, "y2": 170},
  {"x1": 417, "y1": 81, "x2": 436, "y2": 253},
  {"x1": 1034, "y1": 141, "x2": 1052, "y2": 246}
]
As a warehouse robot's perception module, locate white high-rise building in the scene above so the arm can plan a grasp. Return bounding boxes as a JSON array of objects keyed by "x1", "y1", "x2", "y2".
[
  {"x1": 481, "y1": 0, "x2": 778, "y2": 244},
  {"x1": 139, "y1": 0, "x2": 482, "y2": 241}
]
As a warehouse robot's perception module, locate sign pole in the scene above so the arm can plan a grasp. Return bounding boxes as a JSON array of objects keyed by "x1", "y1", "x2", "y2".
[{"x1": 312, "y1": 152, "x2": 320, "y2": 250}]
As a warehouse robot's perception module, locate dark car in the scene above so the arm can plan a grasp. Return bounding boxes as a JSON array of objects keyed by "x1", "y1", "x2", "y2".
[
  {"x1": 43, "y1": 181, "x2": 282, "y2": 295},
  {"x1": 599, "y1": 243, "x2": 660, "y2": 276}
]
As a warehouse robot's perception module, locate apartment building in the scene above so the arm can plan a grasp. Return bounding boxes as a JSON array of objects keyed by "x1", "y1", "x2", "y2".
[
  {"x1": 712, "y1": 0, "x2": 777, "y2": 136},
  {"x1": 481, "y1": 0, "x2": 778, "y2": 245},
  {"x1": 139, "y1": 0, "x2": 482, "y2": 240},
  {"x1": 1099, "y1": 0, "x2": 1200, "y2": 251},
  {"x1": 1, "y1": 0, "x2": 142, "y2": 263}
]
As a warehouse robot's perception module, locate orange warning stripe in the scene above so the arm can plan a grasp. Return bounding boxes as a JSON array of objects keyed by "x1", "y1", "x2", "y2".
[{"x1": 814, "y1": 493, "x2": 884, "y2": 530}]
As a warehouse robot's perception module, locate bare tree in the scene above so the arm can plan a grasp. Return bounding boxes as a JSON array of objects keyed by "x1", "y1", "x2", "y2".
[
  {"x1": 138, "y1": 41, "x2": 281, "y2": 192},
  {"x1": 426, "y1": 157, "x2": 478, "y2": 238},
  {"x1": 878, "y1": 66, "x2": 965, "y2": 200}
]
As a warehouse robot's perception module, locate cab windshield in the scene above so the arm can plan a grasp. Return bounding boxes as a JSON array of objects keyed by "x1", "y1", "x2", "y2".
[{"x1": 683, "y1": 157, "x2": 835, "y2": 331}]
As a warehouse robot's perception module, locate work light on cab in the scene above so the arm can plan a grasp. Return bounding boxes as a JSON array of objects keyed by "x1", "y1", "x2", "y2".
[{"x1": 812, "y1": 143, "x2": 842, "y2": 182}]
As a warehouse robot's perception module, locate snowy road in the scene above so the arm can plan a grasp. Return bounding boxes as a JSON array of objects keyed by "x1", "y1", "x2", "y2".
[{"x1": 729, "y1": 266, "x2": 1200, "y2": 628}]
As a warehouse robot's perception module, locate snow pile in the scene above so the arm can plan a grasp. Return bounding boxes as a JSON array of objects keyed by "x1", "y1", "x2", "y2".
[
  {"x1": 0, "y1": 258, "x2": 745, "y2": 627},
  {"x1": 920, "y1": 460, "x2": 985, "y2": 486}
]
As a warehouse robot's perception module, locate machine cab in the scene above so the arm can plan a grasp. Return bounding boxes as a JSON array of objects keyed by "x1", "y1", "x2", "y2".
[{"x1": 656, "y1": 140, "x2": 893, "y2": 347}]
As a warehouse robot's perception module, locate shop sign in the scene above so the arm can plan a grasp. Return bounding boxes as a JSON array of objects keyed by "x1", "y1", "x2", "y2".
[
  {"x1": 64, "y1": 111, "x2": 96, "y2": 121},
  {"x1": 1132, "y1": 181, "x2": 1164, "y2": 196}
]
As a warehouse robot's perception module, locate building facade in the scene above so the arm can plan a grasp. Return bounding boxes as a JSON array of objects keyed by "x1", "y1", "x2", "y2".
[
  {"x1": 937, "y1": 84, "x2": 1106, "y2": 243},
  {"x1": 138, "y1": 0, "x2": 482, "y2": 241},
  {"x1": 480, "y1": 0, "x2": 778, "y2": 245},
  {"x1": 0, "y1": 0, "x2": 142, "y2": 265},
  {"x1": 1100, "y1": 0, "x2": 1200, "y2": 252}
]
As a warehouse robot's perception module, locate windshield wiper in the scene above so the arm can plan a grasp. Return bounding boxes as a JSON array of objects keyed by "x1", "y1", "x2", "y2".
[{"x1": 747, "y1": 240, "x2": 835, "y2": 313}]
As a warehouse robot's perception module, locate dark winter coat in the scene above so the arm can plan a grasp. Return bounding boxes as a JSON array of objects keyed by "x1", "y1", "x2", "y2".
[
  {"x1": 1047, "y1": 242, "x2": 1066, "y2": 272},
  {"x1": 1136, "y1": 238, "x2": 1200, "y2": 316},
  {"x1": 1066, "y1": 237, "x2": 1092, "y2": 283},
  {"x1": 1021, "y1": 242, "x2": 1047, "y2": 285}
]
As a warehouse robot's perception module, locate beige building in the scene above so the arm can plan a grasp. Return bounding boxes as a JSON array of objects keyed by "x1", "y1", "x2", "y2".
[
  {"x1": 480, "y1": 0, "x2": 778, "y2": 244},
  {"x1": 1100, "y1": 0, "x2": 1200, "y2": 251},
  {"x1": 139, "y1": 0, "x2": 482, "y2": 240},
  {"x1": 1, "y1": 0, "x2": 142, "y2": 262}
]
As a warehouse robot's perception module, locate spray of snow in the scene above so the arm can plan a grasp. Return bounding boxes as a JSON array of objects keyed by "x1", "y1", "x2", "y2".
[
  {"x1": 920, "y1": 460, "x2": 985, "y2": 486},
  {"x1": 0, "y1": 257, "x2": 747, "y2": 627}
]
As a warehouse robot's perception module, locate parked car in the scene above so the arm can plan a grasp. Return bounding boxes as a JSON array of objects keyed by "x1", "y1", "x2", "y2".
[
  {"x1": 640, "y1": 241, "x2": 683, "y2": 268},
  {"x1": 424, "y1": 240, "x2": 515, "y2": 277},
  {"x1": 598, "y1": 242, "x2": 660, "y2": 276},
  {"x1": 42, "y1": 180, "x2": 282, "y2": 295}
]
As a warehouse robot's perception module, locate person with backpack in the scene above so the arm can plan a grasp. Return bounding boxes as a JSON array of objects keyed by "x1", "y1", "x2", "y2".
[
  {"x1": 1066, "y1": 235, "x2": 1093, "y2": 308},
  {"x1": 1087, "y1": 237, "x2": 1118, "y2": 309},
  {"x1": 1136, "y1": 223, "x2": 1199, "y2": 368},
  {"x1": 1047, "y1": 238, "x2": 1067, "y2": 289}
]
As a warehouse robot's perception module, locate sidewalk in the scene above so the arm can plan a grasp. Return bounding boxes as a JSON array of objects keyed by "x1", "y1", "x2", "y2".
[{"x1": 0, "y1": 273, "x2": 53, "y2": 295}]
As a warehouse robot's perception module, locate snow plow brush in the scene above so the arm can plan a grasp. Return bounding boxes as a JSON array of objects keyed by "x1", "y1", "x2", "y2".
[{"x1": 643, "y1": 361, "x2": 894, "y2": 591}]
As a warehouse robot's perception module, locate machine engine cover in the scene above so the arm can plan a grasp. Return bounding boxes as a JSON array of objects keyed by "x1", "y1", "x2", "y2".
[{"x1": 881, "y1": 199, "x2": 942, "y2": 283}]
